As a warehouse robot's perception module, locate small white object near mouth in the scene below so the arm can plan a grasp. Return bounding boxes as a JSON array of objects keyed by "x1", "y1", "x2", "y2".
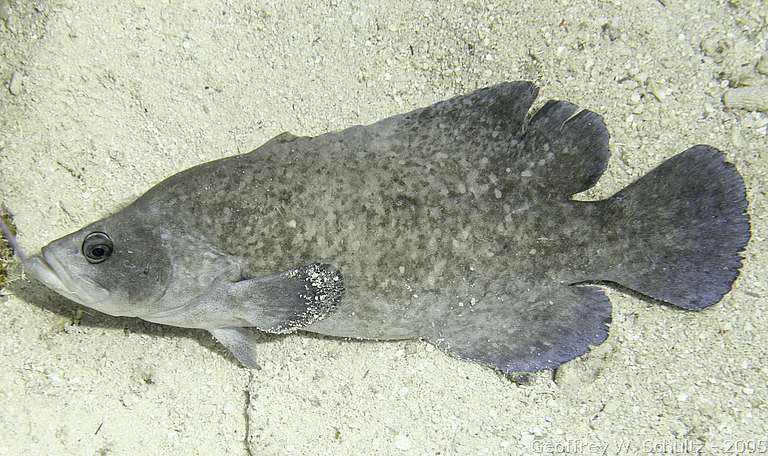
[
  {"x1": 0, "y1": 215, "x2": 64, "y2": 293},
  {"x1": 39, "y1": 246, "x2": 111, "y2": 308},
  {"x1": 0, "y1": 215, "x2": 110, "y2": 307}
]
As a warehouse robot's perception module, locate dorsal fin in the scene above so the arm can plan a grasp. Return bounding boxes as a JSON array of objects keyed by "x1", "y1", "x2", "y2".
[
  {"x1": 362, "y1": 85, "x2": 608, "y2": 199},
  {"x1": 285, "y1": 83, "x2": 607, "y2": 200},
  {"x1": 406, "y1": 82, "x2": 539, "y2": 146},
  {"x1": 261, "y1": 131, "x2": 301, "y2": 147},
  {"x1": 365, "y1": 82, "x2": 539, "y2": 159},
  {"x1": 508, "y1": 100, "x2": 610, "y2": 198}
]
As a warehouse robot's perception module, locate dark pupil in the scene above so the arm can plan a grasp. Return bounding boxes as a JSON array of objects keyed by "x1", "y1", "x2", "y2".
[{"x1": 83, "y1": 232, "x2": 113, "y2": 263}]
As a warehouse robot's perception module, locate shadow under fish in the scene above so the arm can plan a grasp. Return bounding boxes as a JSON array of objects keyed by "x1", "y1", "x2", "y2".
[{"x1": 0, "y1": 82, "x2": 750, "y2": 373}]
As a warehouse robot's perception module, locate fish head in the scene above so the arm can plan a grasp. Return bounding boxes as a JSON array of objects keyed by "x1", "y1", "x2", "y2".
[{"x1": 25, "y1": 213, "x2": 172, "y2": 317}]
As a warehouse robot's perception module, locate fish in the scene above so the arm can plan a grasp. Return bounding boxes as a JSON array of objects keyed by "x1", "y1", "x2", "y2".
[{"x1": 0, "y1": 82, "x2": 750, "y2": 373}]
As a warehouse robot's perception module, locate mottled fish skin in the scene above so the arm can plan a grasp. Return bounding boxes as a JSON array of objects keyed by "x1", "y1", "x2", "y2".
[
  {"x1": 9, "y1": 82, "x2": 750, "y2": 373},
  {"x1": 131, "y1": 84, "x2": 609, "y2": 338}
]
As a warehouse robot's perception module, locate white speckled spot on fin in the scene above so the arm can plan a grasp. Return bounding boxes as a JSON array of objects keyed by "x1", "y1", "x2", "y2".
[
  {"x1": 238, "y1": 263, "x2": 345, "y2": 334},
  {"x1": 428, "y1": 284, "x2": 612, "y2": 373}
]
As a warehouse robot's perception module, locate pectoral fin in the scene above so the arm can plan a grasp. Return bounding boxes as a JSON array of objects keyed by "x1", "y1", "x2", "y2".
[
  {"x1": 204, "y1": 263, "x2": 343, "y2": 368},
  {"x1": 230, "y1": 263, "x2": 344, "y2": 333}
]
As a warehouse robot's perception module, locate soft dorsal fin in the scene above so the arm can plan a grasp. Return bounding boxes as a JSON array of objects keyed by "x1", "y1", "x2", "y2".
[{"x1": 509, "y1": 100, "x2": 610, "y2": 198}]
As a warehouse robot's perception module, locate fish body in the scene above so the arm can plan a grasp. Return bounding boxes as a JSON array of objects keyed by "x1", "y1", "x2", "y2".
[{"x1": 1, "y1": 82, "x2": 750, "y2": 372}]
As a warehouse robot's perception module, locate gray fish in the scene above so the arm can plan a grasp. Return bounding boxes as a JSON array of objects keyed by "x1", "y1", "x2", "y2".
[{"x1": 0, "y1": 82, "x2": 750, "y2": 372}]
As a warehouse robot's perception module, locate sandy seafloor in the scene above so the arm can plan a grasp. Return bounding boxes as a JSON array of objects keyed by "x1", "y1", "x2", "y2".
[{"x1": 1, "y1": 0, "x2": 767, "y2": 455}]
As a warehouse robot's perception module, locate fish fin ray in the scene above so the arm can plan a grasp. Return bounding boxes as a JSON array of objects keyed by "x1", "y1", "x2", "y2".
[{"x1": 428, "y1": 284, "x2": 612, "y2": 373}]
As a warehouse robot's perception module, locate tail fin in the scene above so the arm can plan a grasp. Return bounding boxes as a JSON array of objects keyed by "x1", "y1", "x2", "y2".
[{"x1": 602, "y1": 146, "x2": 749, "y2": 310}]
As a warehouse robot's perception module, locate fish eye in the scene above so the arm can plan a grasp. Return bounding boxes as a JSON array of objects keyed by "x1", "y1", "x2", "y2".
[{"x1": 82, "y1": 232, "x2": 114, "y2": 264}]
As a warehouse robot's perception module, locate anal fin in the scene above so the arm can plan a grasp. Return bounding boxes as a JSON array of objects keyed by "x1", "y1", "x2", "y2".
[{"x1": 428, "y1": 284, "x2": 612, "y2": 373}]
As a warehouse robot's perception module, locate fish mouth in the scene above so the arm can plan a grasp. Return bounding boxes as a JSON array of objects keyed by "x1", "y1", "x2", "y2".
[
  {"x1": 27, "y1": 248, "x2": 68, "y2": 293},
  {"x1": 32, "y1": 247, "x2": 109, "y2": 305}
]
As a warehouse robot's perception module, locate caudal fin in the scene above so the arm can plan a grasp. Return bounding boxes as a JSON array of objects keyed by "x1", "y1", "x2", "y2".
[{"x1": 602, "y1": 146, "x2": 749, "y2": 309}]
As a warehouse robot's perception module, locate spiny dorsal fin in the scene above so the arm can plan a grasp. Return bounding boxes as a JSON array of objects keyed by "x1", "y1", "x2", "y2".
[
  {"x1": 366, "y1": 82, "x2": 539, "y2": 160},
  {"x1": 261, "y1": 131, "x2": 302, "y2": 147}
]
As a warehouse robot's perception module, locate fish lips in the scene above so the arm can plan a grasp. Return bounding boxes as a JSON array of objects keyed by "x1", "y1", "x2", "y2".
[{"x1": 32, "y1": 246, "x2": 112, "y2": 309}]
